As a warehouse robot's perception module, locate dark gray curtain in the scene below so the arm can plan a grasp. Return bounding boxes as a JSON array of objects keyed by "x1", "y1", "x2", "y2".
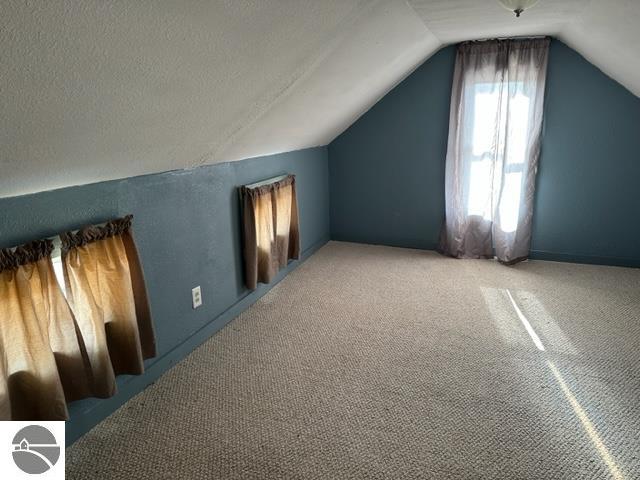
[{"x1": 440, "y1": 38, "x2": 550, "y2": 263}]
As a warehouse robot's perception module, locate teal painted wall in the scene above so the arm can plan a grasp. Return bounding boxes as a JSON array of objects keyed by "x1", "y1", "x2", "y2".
[
  {"x1": 531, "y1": 41, "x2": 640, "y2": 266},
  {"x1": 329, "y1": 46, "x2": 456, "y2": 250},
  {"x1": 329, "y1": 40, "x2": 640, "y2": 266},
  {"x1": 0, "y1": 147, "x2": 331, "y2": 444}
]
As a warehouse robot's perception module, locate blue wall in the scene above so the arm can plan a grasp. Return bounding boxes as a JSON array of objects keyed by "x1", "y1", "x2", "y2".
[
  {"x1": 329, "y1": 40, "x2": 640, "y2": 266},
  {"x1": 329, "y1": 46, "x2": 456, "y2": 250},
  {"x1": 0, "y1": 147, "x2": 330, "y2": 444},
  {"x1": 531, "y1": 41, "x2": 640, "y2": 266}
]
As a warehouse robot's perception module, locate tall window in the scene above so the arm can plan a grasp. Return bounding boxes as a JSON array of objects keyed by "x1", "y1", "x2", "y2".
[
  {"x1": 440, "y1": 38, "x2": 550, "y2": 263},
  {"x1": 465, "y1": 81, "x2": 531, "y2": 233}
]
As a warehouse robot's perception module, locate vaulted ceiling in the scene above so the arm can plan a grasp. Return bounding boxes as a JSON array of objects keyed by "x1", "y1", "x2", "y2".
[{"x1": 2, "y1": 0, "x2": 638, "y2": 198}]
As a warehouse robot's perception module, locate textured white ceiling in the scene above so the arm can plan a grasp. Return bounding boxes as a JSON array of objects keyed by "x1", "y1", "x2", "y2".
[{"x1": 1, "y1": 0, "x2": 639, "y2": 197}]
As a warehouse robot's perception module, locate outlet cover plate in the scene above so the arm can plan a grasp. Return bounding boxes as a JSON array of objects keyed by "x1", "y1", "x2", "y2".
[{"x1": 192, "y1": 286, "x2": 202, "y2": 309}]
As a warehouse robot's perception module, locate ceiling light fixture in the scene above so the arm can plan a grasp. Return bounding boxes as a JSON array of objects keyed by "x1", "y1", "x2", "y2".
[{"x1": 497, "y1": 0, "x2": 539, "y2": 18}]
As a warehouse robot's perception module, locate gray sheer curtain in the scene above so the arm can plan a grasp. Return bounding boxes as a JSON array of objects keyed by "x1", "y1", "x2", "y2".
[{"x1": 440, "y1": 38, "x2": 550, "y2": 263}]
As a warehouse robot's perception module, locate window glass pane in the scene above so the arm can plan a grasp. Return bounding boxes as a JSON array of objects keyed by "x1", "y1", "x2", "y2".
[
  {"x1": 505, "y1": 91, "x2": 530, "y2": 166},
  {"x1": 468, "y1": 158, "x2": 493, "y2": 219},
  {"x1": 499, "y1": 172, "x2": 523, "y2": 233},
  {"x1": 464, "y1": 80, "x2": 531, "y2": 231},
  {"x1": 51, "y1": 254, "x2": 67, "y2": 298}
]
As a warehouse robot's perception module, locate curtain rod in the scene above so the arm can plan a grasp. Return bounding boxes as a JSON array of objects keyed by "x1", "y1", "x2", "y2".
[
  {"x1": 48, "y1": 219, "x2": 116, "y2": 257},
  {"x1": 2, "y1": 225, "x2": 95, "y2": 257},
  {"x1": 4, "y1": 217, "x2": 126, "y2": 257},
  {"x1": 243, "y1": 174, "x2": 289, "y2": 190},
  {"x1": 46, "y1": 219, "x2": 113, "y2": 243},
  {"x1": 465, "y1": 35, "x2": 548, "y2": 43}
]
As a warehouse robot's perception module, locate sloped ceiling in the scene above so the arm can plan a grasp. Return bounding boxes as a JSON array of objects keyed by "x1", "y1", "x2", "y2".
[{"x1": 1, "y1": 0, "x2": 638, "y2": 198}]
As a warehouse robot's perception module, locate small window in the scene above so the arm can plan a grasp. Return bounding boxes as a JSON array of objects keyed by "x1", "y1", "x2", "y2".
[{"x1": 51, "y1": 251, "x2": 67, "y2": 298}]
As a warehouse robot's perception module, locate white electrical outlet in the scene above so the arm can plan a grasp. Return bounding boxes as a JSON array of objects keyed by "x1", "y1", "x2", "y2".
[{"x1": 192, "y1": 286, "x2": 202, "y2": 309}]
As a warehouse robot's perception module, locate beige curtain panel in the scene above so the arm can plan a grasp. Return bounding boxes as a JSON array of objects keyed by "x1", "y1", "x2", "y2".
[
  {"x1": 0, "y1": 240, "x2": 92, "y2": 421},
  {"x1": 61, "y1": 215, "x2": 156, "y2": 398},
  {"x1": 0, "y1": 215, "x2": 156, "y2": 421},
  {"x1": 240, "y1": 174, "x2": 300, "y2": 290}
]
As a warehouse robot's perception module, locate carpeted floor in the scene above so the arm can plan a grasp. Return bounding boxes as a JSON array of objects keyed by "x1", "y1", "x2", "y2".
[{"x1": 66, "y1": 241, "x2": 640, "y2": 479}]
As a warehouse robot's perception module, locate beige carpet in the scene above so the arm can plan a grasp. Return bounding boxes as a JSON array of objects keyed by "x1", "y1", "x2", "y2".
[{"x1": 67, "y1": 241, "x2": 640, "y2": 479}]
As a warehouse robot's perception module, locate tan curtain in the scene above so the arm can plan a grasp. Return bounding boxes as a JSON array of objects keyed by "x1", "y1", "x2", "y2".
[
  {"x1": 240, "y1": 175, "x2": 300, "y2": 290},
  {"x1": 0, "y1": 240, "x2": 92, "y2": 420},
  {"x1": 61, "y1": 215, "x2": 156, "y2": 398}
]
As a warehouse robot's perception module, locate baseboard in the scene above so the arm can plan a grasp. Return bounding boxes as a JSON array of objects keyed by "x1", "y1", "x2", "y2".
[
  {"x1": 65, "y1": 236, "x2": 329, "y2": 446},
  {"x1": 329, "y1": 238, "x2": 640, "y2": 269},
  {"x1": 330, "y1": 235, "x2": 438, "y2": 252},
  {"x1": 529, "y1": 250, "x2": 640, "y2": 268}
]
